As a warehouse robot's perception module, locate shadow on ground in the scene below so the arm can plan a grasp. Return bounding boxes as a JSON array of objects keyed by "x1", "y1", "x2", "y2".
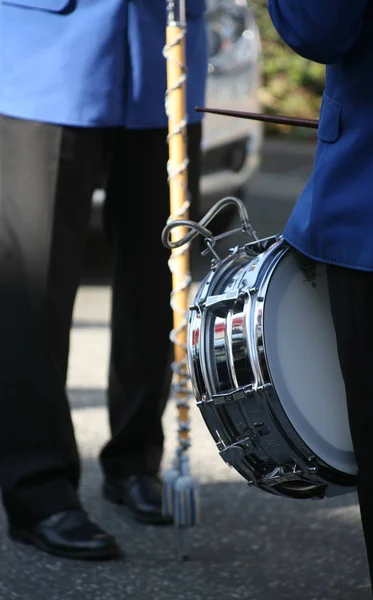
[
  {"x1": 0, "y1": 388, "x2": 369, "y2": 600},
  {"x1": 0, "y1": 465, "x2": 369, "y2": 600}
]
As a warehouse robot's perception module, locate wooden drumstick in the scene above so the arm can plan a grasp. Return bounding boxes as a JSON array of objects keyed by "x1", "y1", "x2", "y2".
[{"x1": 195, "y1": 106, "x2": 319, "y2": 129}]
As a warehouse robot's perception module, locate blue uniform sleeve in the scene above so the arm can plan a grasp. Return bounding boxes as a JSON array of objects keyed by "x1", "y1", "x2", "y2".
[{"x1": 268, "y1": 0, "x2": 369, "y2": 64}]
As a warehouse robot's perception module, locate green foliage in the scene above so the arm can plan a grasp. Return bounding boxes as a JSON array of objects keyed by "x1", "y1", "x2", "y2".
[{"x1": 250, "y1": 0, "x2": 325, "y2": 137}]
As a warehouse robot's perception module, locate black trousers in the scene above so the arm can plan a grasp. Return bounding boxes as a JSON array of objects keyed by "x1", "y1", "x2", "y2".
[
  {"x1": 0, "y1": 115, "x2": 201, "y2": 526},
  {"x1": 327, "y1": 264, "x2": 373, "y2": 589}
]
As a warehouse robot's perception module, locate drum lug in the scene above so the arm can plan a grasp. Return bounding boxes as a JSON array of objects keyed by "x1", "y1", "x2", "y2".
[
  {"x1": 189, "y1": 291, "x2": 246, "y2": 314},
  {"x1": 210, "y1": 383, "x2": 271, "y2": 407},
  {"x1": 189, "y1": 303, "x2": 199, "y2": 312},
  {"x1": 307, "y1": 457, "x2": 318, "y2": 474},
  {"x1": 261, "y1": 464, "x2": 303, "y2": 486},
  {"x1": 244, "y1": 235, "x2": 281, "y2": 256},
  {"x1": 210, "y1": 385, "x2": 254, "y2": 406},
  {"x1": 249, "y1": 287, "x2": 265, "y2": 302},
  {"x1": 256, "y1": 382, "x2": 272, "y2": 393},
  {"x1": 203, "y1": 290, "x2": 247, "y2": 317}
]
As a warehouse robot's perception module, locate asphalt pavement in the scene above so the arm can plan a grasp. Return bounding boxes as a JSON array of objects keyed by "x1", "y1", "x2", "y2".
[{"x1": 1, "y1": 137, "x2": 372, "y2": 600}]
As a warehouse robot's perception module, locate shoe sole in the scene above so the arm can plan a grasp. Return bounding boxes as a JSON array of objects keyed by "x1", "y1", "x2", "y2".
[
  {"x1": 9, "y1": 527, "x2": 125, "y2": 561},
  {"x1": 103, "y1": 484, "x2": 174, "y2": 526}
]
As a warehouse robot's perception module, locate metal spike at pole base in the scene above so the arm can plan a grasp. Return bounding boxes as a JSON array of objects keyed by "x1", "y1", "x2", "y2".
[
  {"x1": 174, "y1": 454, "x2": 201, "y2": 561},
  {"x1": 173, "y1": 472, "x2": 200, "y2": 527},
  {"x1": 162, "y1": 461, "x2": 179, "y2": 518},
  {"x1": 162, "y1": 453, "x2": 201, "y2": 561}
]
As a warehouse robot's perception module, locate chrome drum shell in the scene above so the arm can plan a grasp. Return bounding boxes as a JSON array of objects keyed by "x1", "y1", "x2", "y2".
[{"x1": 188, "y1": 237, "x2": 356, "y2": 499}]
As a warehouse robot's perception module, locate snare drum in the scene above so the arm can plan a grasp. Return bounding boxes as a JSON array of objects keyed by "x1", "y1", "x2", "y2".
[{"x1": 188, "y1": 236, "x2": 357, "y2": 499}]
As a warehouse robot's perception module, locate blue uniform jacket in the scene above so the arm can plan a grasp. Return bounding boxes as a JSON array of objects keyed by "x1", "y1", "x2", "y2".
[
  {"x1": 268, "y1": 0, "x2": 373, "y2": 271},
  {"x1": 0, "y1": 0, "x2": 207, "y2": 128}
]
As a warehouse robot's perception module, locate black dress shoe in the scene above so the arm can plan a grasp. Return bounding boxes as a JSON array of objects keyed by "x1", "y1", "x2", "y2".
[
  {"x1": 9, "y1": 509, "x2": 124, "y2": 560},
  {"x1": 103, "y1": 474, "x2": 173, "y2": 525}
]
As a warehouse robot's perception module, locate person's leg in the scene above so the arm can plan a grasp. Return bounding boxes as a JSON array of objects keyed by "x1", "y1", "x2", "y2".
[
  {"x1": 0, "y1": 115, "x2": 122, "y2": 558},
  {"x1": 327, "y1": 264, "x2": 373, "y2": 590},
  {"x1": 99, "y1": 123, "x2": 202, "y2": 520}
]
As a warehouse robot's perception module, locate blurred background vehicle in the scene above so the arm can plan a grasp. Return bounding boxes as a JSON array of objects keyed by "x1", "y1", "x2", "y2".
[
  {"x1": 90, "y1": 0, "x2": 263, "y2": 230},
  {"x1": 201, "y1": 0, "x2": 263, "y2": 215}
]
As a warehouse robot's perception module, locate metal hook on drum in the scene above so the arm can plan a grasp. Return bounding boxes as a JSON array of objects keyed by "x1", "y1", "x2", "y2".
[
  {"x1": 161, "y1": 219, "x2": 214, "y2": 250},
  {"x1": 161, "y1": 195, "x2": 259, "y2": 261}
]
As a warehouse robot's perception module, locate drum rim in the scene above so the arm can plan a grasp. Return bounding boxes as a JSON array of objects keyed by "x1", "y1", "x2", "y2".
[
  {"x1": 251, "y1": 241, "x2": 356, "y2": 484},
  {"x1": 260, "y1": 247, "x2": 356, "y2": 476}
]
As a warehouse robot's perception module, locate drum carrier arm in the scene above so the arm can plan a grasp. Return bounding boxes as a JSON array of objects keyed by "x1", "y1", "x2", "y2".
[{"x1": 161, "y1": 196, "x2": 260, "y2": 262}]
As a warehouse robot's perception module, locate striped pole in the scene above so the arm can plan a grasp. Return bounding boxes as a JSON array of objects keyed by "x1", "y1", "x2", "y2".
[{"x1": 162, "y1": 0, "x2": 200, "y2": 560}]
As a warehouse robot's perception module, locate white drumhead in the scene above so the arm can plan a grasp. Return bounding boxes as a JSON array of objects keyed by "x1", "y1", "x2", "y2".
[{"x1": 263, "y1": 249, "x2": 357, "y2": 475}]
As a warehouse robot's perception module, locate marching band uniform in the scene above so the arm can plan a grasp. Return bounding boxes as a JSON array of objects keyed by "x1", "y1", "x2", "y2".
[
  {"x1": 269, "y1": 0, "x2": 373, "y2": 590},
  {"x1": 0, "y1": 0, "x2": 207, "y2": 559}
]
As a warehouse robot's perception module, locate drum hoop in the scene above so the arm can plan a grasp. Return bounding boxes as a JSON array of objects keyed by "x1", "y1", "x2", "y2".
[{"x1": 250, "y1": 242, "x2": 356, "y2": 485}]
